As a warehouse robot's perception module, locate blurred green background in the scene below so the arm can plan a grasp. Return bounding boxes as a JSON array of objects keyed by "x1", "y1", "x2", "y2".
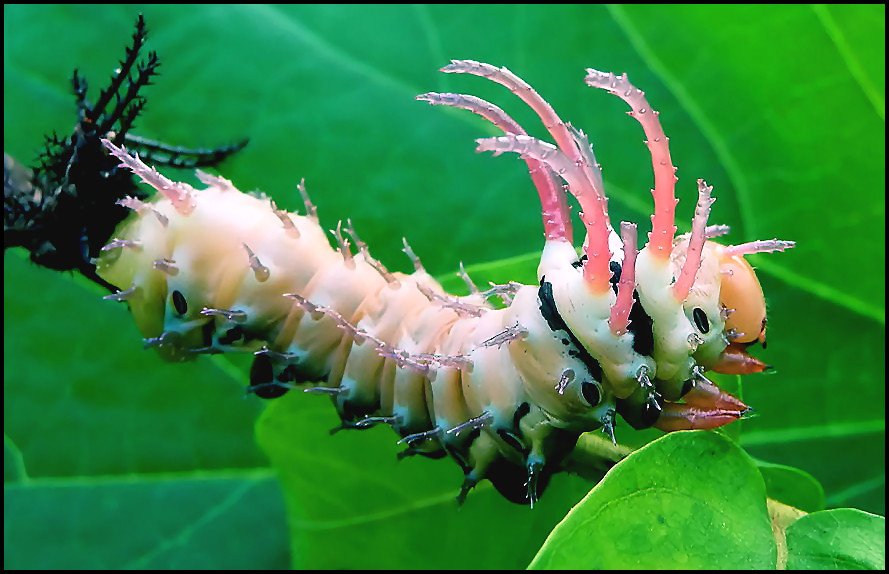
[{"x1": 4, "y1": 4, "x2": 884, "y2": 569}]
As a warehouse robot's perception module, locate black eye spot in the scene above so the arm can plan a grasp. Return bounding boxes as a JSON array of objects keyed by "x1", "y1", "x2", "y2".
[
  {"x1": 581, "y1": 381, "x2": 601, "y2": 406},
  {"x1": 680, "y1": 378, "x2": 694, "y2": 398},
  {"x1": 692, "y1": 308, "x2": 710, "y2": 334},
  {"x1": 171, "y1": 290, "x2": 187, "y2": 316}
]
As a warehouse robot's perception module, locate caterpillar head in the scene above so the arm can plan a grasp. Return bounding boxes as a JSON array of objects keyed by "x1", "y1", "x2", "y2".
[
  {"x1": 710, "y1": 244, "x2": 776, "y2": 376},
  {"x1": 719, "y1": 250, "x2": 767, "y2": 346},
  {"x1": 668, "y1": 235, "x2": 777, "y2": 377}
]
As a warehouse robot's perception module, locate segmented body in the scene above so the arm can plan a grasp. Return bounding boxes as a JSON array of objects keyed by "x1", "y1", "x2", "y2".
[
  {"x1": 95, "y1": 60, "x2": 793, "y2": 505},
  {"x1": 95, "y1": 169, "x2": 604, "y2": 503}
]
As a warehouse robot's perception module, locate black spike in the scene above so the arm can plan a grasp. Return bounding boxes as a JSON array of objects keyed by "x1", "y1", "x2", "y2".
[{"x1": 4, "y1": 15, "x2": 247, "y2": 293}]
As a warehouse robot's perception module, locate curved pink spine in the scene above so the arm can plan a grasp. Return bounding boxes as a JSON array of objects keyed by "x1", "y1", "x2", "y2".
[
  {"x1": 608, "y1": 222, "x2": 638, "y2": 335},
  {"x1": 584, "y1": 70, "x2": 678, "y2": 261},
  {"x1": 416, "y1": 92, "x2": 571, "y2": 241},
  {"x1": 474, "y1": 134, "x2": 611, "y2": 294},
  {"x1": 442, "y1": 60, "x2": 612, "y2": 294},
  {"x1": 673, "y1": 180, "x2": 715, "y2": 301}
]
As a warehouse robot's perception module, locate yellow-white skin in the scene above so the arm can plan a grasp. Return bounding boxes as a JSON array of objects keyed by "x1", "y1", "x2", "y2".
[{"x1": 97, "y1": 174, "x2": 616, "y2": 501}]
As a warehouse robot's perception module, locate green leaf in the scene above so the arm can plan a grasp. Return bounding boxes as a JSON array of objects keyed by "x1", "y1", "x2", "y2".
[
  {"x1": 4, "y1": 473, "x2": 289, "y2": 569},
  {"x1": 785, "y1": 509, "x2": 885, "y2": 570},
  {"x1": 2, "y1": 253, "x2": 288, "y2": 569},
  {"x1": 4, "y1": 4, "x2": 884, "y2": 569},
  {"x1": 256, "y1": 393, "x2": 593, "y2": 569},
  {"x1": 528, "y1": 431, "x2": 776, "y2": 569},
  {"x1": 757, "y1": 461, "x2": 826, "y2": 513}
]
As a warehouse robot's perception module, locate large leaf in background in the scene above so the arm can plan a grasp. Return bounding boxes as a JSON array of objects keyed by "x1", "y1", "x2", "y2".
[{"x1": 4, "y1": 4, "x2": 883, "y2": 569}]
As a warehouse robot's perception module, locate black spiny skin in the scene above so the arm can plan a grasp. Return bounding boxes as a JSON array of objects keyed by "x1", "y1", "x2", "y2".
[{"x1": 4, "y1": 15, "x2": 246, "y2": 292}]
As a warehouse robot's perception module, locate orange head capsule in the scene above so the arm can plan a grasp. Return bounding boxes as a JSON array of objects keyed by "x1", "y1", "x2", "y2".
[
  {"x1": 718, "y1": 251, "x2": 767, "y2": 346},
  {"x1": 710, "y1": 247, "x2": 770, "y2": 375}
]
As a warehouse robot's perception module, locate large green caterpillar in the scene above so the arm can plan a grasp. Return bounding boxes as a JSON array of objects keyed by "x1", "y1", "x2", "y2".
[{"x1": 91, "y1": 59, "x2": 793, "y2": 505}]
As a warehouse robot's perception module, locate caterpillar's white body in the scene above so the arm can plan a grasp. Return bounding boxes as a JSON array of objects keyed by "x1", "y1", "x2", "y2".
[
  {"x1": 96, "y1": 61, "x2": 793, "y2": 504},
  {"x1": 98, "y1": 175, "x2": 612, "y2": 499}
]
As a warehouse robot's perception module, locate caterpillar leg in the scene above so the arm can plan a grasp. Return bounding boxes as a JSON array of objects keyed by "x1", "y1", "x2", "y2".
[
  {"x1": 653, "y1": 402, "x2": 749, "y2": 432},
  {"x1": 653, "y1": 376, "x2": 751, "y2": 432},
  {"x1": 711, "y1": 342, "x2": 770, "y2": 375}
]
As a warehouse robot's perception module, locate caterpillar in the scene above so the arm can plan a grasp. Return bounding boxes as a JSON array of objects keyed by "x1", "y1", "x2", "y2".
[{"x1": 84, "y1": 59, "x2": 794, "y2": 506}]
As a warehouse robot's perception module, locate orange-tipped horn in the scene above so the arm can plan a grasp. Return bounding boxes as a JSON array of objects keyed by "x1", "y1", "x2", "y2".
[
  {"x1": 654, "y1": 402, "x2": 750, "y2": 432},
  {"x1": 711, "y1": 342, "x2": 769, "y2": 375},
  {"x1": 653, "y1": 375, "x2": 751, "y2": 432}
]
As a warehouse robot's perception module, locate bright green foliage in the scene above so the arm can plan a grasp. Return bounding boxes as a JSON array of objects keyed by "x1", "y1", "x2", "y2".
[
  {"x1": 529, "y1": 432, "x2": 775, "y2": 569},
  {"x1": 785, "y1": 509, "x2": 885, "y2": 570}
]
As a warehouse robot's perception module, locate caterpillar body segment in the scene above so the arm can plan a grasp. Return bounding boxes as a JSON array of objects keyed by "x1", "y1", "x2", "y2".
[{"x1": 96, "y1": 61, "x2": 793, "y2": 505}]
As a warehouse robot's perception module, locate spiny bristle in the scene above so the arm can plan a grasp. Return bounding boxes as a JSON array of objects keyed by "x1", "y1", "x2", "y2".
[
  {"x1": 296, "y1": 178, "x2": 318, "y2": 223},
  {"x1": 330, "y1": 221, "x2": 354, "y2": 268},
  {"x1": 117, "y1": 196, "x2": 169, "y2": 227},
  {"x1": 152, "y1": 258, "x2": 179, "y2": 276},
  {"x1": 102, "y1": 139, "x2": 197, "y2": 215},
  {"x1": 354, "y1": 415, "x2": 402, "y2": 429},
  {"x1": 555, "y1": 369, "x2": 575, "y2": 395},
  {"x1": 480, "y1": 281, "x2": 522, "y2": 306},
  {"x1": 243, "y1": 243, "x2": 270, "y2": 282},
  {"x1": 705, "y1": 224, "x2": 731, "y2": 238},
  {"x1": 271, "y1": 201, "x2": 301, "y2": 238},
  {"x1": 102, "y1": 285, "x2": 140, "y2": 301},
  {"x1": 445, "y1": 411, "x2": 493, "y2": 436},
  {"x1": 401, "y1": 238, "x2": 425, "y2": 273},
  {"x1": 200, "y1": 307, "x2": 248, "y2": 322},
  {"x1": 457, "y1": 262, "x2": 479, "y2": 294},
  {"x1": 479, "y1": 322, "x2": 527, "y2": 348},
  {"x1": 195, "y1": 169, "x2": 236, "y2": 192},
  {"x1": 416, "y1": 283, "x2": 487, "y2": 317},
  {"x1": 397, "y1": 427, "x2": 443, "y2": 445},
  {"x1": 254, "y1": 346, "x2": 298, "y2": 361},
  {"x1": 283, "y1": 292, "x2": 326, "y2": 321},
  {"x1": 101, "y1": 238, "x2": 143, "y2": 252},
  {"x1": 723, "y1": 239, "x2": 796, "y2": 257},
  {"x1": 345, "y1": 219, "x2": 398, "y2": 285}
]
